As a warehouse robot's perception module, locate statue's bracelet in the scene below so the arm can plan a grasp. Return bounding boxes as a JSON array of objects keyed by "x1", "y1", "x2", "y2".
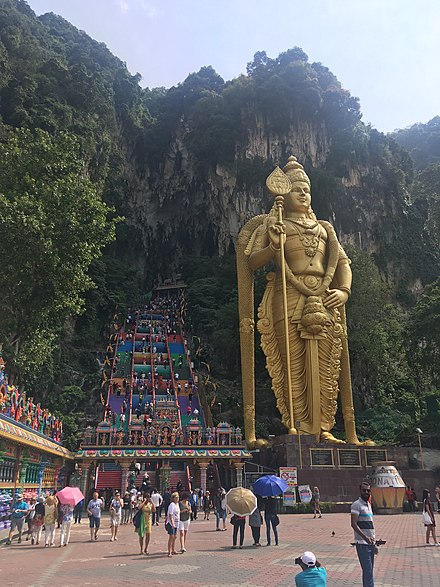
[
  {"x1": 339, "y1": 286, "x2": 351, "y2": 296},
  {"x1": 269, "y1": 242, "x2": 281, "y2": 253}
]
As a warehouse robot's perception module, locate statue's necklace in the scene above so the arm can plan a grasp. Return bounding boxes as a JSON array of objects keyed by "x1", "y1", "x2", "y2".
[{"x1": 286, "y1": 219, "x2": 320, "y2": 257}]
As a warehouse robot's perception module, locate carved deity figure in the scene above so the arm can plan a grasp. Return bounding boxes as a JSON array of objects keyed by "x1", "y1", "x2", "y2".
[{"x1": 237, "y1": 156, "x2": 369, "y2": 449}]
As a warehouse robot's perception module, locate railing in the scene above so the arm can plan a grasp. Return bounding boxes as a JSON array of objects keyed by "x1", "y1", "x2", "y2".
[{"x1": 82, "y1": 427, "x2": 245, "y2": 448}]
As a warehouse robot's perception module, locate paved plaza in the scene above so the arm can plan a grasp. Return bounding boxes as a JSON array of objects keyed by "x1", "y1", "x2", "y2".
[{"x1": 1, "y1": 512, "x2": 439, "y2": 586}]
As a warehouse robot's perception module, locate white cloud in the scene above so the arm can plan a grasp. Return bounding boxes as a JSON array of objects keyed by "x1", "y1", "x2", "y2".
[
  {"x1": 138, "y1": 0, "x2": 158, "y2": 17},
  {"x1": 114, "y1": 0, "x2": 130, "y2": 13}
]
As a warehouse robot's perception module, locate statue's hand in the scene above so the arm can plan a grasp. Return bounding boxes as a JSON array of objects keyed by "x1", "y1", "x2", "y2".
[
  {"x1": 267, "y1": 217, "x2": 285, "y2": 250},
  {"x1": 323, "y1": 289, "x2": 349, "y2": 309}
]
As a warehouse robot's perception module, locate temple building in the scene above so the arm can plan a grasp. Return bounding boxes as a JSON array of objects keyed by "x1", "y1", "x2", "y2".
[
  {"x1": 0, "y1": 362, "x2": 74, "y2": 527},
  {"x1": 75, "y1": 287, "x2": 250, "y2": 498}
]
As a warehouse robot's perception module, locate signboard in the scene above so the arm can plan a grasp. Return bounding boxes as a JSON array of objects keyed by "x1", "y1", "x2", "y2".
[
  {"x1": 365, "y1": 449, "x2": 387, "y2": 467},
  {"x1": 298, "y1": 485, "x2": 313, "y2": 504},
  {"x1": 280, "y1": 466, "x2": 298, "y2": 506},
  {"x1": 310, "y1": 448, "x2": 334, "y2": 467},
  {"x1": 279, "y1": 467, "x2": 298, "y2": 487},
  {"x1": 338, "y1": 448, "x2": 361, "y2": 468}
]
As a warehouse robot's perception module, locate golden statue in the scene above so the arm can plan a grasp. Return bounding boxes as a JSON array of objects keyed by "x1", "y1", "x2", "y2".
[{"x1": 237, "y1": 156, "x2": 369, "y2": 449}]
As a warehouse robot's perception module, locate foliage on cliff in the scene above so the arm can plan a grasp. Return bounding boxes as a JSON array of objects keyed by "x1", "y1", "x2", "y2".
[{"x1": 0, "y1": 1, "x2": 439, "y2": 447}]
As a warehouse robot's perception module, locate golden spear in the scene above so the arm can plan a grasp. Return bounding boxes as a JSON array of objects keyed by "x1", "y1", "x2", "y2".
[{"x1": 266, "y1": 167, "x2": 296, "y2": 434}]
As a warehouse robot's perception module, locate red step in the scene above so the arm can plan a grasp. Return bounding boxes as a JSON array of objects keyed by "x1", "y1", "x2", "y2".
[{"x1": 96, "y1": 471, "x2": 122, "y2": 490}]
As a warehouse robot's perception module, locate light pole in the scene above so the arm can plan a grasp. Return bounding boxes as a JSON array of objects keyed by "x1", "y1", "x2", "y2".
[
  {"x1": 295, "y1": 420, "x2": 303, "y2": 469},
  {"x1": 416, "y1": 428, "x2": 425, "y2": 470},
  {"x1": 218, "y1": 402, "x2": 222, "y2": 419}
]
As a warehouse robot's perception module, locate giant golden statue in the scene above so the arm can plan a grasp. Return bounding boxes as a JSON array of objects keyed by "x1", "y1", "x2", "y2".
[{"x1": 237, "y1": 156, "x2": 365, "y2": 448}]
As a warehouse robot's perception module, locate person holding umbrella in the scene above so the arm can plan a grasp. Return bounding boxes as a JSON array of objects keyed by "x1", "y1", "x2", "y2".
[
  {"x1": 226, "y1": 487, "x2": 258, "y2": 549},
  {"x1": 231, "y1": 514, "x2": 246, "y2": 549},
  {"x1": 252, "y1": 475, "x2": 288, "y2": 547},
  {"x1": 55, "y1": 486, "x2": 85, "y2": 547}
]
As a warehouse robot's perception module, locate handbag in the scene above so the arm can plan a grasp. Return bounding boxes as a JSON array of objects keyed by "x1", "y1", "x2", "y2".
[
  {"x1": 274, "y1": 514, "x2": 280, "y2": 526},
  {"x1": 230, "y1": 515, "x2": 237, "y2": 525},
  {"x1": 423, "y1": 511, "x2": 432, "y2": 525},
  {"x1": 132, "y1": 509, "x2": 142, "y2": 529}
]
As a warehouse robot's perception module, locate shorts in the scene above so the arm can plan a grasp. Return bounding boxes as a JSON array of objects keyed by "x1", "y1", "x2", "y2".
[
  {"x1": 165, "y1": 522, "x2": 177, "y2": 535},
  {"x1": 89, "y1": 515, "x2": 101, "y2": 529},
  {"x1": 11, "y1": 517, "x2": 24, "y2": 531},
  {"x1": 111, "y1": 514, "x2": 122, "y2": 527},
  {"x1": 178, "y1": 519, "x2": 190, "y2": 532}
]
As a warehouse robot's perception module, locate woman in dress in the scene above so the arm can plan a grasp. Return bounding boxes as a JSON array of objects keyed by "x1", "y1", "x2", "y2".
[
  {"x1": 423, "y1": 489, "x2": 439, "y2": 546},
  {"x1": 137, "y1": 491, "x2": 155, "y2": 555},
  {"x1": 312, "y1": 486, "x2": 322, "y2": 519},
  {"x1": 178, "y1": 492, "x2": 191, "y2": 553},
  {"x1": 166, "y1": 491, "x2": 180, "y2": 557},
  {"x1": 44, "y1": 495, "x2": 57, "y2": 547}
]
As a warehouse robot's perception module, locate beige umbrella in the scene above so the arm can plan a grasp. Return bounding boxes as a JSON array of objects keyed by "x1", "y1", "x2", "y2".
[{"x1": 226, "y1": 487, "x2": 257, "y2": 516}]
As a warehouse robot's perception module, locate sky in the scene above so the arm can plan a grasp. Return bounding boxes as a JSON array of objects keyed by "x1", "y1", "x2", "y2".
[{"x1": 26, "y1": 0, "x2": 440, "y2": 133}]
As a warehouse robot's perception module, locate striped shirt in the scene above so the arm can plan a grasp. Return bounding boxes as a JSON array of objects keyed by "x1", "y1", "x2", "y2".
[{"x1": 351, "y1": 498, "x2": 375, "y2": 544}]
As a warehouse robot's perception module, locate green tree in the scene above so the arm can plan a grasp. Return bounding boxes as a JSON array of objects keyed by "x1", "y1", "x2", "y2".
[
  {"x1": 407, "y1": 276, "x2": 440, "y2": 387},
  {"x1": 0, "y1": 127, "x2": 120, "y2": 380}
]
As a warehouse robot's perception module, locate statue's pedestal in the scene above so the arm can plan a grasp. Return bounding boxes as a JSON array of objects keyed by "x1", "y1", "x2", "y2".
[{"x1": 254, "y1": 434, "x2": 436, "y2": 505}]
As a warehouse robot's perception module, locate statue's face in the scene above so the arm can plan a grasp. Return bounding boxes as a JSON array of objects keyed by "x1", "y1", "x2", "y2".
[{"x1": 285, "y1": 180, "x2": 311, "y2": 214}]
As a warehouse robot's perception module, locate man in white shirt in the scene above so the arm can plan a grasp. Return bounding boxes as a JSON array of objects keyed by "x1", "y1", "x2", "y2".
[
  {"x1": 351, "y1": 482, "x2": 377, "y2": 587},
  {"x1": 87, "y1": 492, "x2": 103, "y2": 542},
  {"x1": 151, "y1": 489, "x2": 163, "y2": 525}
]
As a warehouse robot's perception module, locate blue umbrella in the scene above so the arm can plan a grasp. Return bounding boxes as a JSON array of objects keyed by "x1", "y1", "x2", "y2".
[{"x1": 252, "y1": 474, "x2": 289, "y2": 496}]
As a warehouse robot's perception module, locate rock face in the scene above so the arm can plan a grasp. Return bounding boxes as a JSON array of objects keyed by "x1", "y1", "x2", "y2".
[{"x1": 124, "y1": 114, "x2": 434, "y2": 294}]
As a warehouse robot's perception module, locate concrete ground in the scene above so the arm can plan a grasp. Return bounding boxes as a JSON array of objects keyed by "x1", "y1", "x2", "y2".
[{"x1": 1, "y1": 512, "x2": 439, "y2": 586}]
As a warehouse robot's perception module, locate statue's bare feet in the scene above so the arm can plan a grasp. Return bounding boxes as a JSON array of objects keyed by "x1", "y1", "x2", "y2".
[
  {"x1": 346, "y1": 435, "x2": 376, "y2": 446},
  {"x1": 320, "y1": 431, "x2": 345, "y2": 444},
  {"x1": 247, "y1": 438, "x2": 269, "y2": 449}
]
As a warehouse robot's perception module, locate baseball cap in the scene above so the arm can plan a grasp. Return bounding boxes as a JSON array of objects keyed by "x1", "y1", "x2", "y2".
[{"x1": 301, "y1": 551, "x2": 316, "y2": 567}]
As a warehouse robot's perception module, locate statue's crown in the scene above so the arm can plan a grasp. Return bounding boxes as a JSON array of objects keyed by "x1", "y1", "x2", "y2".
[{"x1": 283, "y1": 156, "x2": 310, "y2": 186}]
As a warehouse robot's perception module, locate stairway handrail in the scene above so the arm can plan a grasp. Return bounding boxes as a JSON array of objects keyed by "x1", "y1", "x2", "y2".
[{"x1": 243, "y1": 461, "x2": 277, "y2": 475}]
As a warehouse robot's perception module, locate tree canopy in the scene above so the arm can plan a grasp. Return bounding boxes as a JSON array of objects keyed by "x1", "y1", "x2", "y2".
[{"x1": 0, "y1": 127, "x2": 119, "y2": 380}]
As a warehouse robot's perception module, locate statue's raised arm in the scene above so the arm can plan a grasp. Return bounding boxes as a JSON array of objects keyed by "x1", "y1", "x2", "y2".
[{"x1": 237, "y1": 156, "x2": 372, "y2": 449}]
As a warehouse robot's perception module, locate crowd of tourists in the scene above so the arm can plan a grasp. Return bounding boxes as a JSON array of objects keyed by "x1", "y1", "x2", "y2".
[
  {"x1": 5, "y1": 480, "x2": 440, "y2": 587},
  {"x1": 0, "y1": 361, "x2": 62, "y2": 441}
]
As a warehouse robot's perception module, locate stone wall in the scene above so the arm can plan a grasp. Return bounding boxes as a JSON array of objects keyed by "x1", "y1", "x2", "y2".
[{"x1": 254, "y1": 434, "x2": 439, "y2": 503}]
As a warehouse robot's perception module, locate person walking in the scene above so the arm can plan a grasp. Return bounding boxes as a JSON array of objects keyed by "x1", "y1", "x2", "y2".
[
  {"x1": 178, "y1": 492, "x2": 191, "y2": 553},
  {"x1": 263, "y1": 496, "x2": 279, "y2": 546},
  {"x1": 59, "y1": 502, "x2": 74, "y2": 547},
  {"x1": 110, "y1": 491, "x2": 123, "y2": 542},
  {"x1": 31, "y1": 497, "x2": 45, "y2": 545},
  {"x1": 214, "y1": 488, "x2": 227, "y2": 531},
  {"x1": 203, "y1": 490, "x2": 212, "y2": 520},
  {"x1": 249, "y1": 503, "x2": 263, "y2": 546},
  {"x1": 74, "y1": 499, "x2": 84, "y2": 524},
  {"x1": 423, "y1": 489, "x2": 439, "y2": 546},
  {"x1": 137, "y1": 492, "x2": 155, "y2": 555},
  {"x1": 231, "y1": 515, "x2": 246, "y2": 549},
  {"x1": 151, "y1": 489, "x2": 163, "y2": 525},
  {"x1": 87, "y1": 491, "x2": 103, "y2": 541},
  {"x1": 25, "y1": 497, "x2": 36, "y2": 542},
  {"x1": 405, "y1": 486, "x2": 416, "y2": 512},
  {"x1": 312, "y1": 486, "x2": 322, "y2": 519},
  {"x1": 6, "y1": 493, "x2": 28, "y2": 545},
  {"x1": 44, "y1": 495, "x2": 57, "y2": 547},
  {"x1": 166, "y1": 492, "x2": 180, "y2": 557},
  {"x1": 435, "y1": 485, "x2": 440, "y2": 513},
  {"x1": 351, "y1": 481, "x2": 377, "y2": 587},
  {"x1": 190, "y1": 489, "x2": 199, "y2": 521},
  {"x1": 123, "y1": 491, "x2": 131, "y2": 524}
]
